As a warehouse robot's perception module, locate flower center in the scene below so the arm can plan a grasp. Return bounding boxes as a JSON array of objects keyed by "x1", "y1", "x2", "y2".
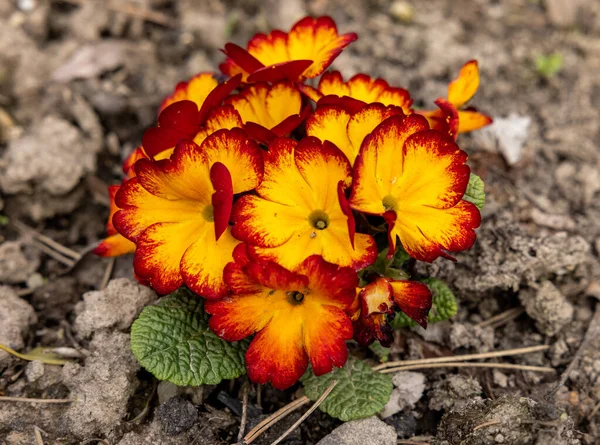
[
  {"x1": 382, "y1": 195, "x2": 398, "y2": 212},
  {"x1": 287, "y1": 291, "x2": 305, "y2": 305},
  {"x1": 202, "y1": 204, "x2": 214, "y2": 222},
  {"x1": 308, "y1": 209, "x2": 330, "y2": 230}
]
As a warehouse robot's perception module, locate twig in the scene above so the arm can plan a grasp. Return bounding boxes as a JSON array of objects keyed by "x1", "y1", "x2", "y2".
[
  {"x1": 34, "y1": 426, "x2": 45, "y2": 445},
  {"x1": 237, "y1": 381, "x2": 249, "y2": 443},
  {"x1": 99, "y1": 257, "x2": 116, "y2": 290},
  {"x1": 546, "y1": 304, "x2": 600, "y2": 400},
  {"x1": 373, "y1": 345, "x2": 549, "y2": 371},
  {"x1": 476, "y1": 307, "x2": 524, "y2": 328},
  {"x1": 0, "y1": 396, "x2": 74, "y2": 404},
  {"x1": 243, "y1": 396, "x2": 310, "y2": 444},
  {"x1": 397, "y1": 440, "x2": 432, "y2": 445},
  {"x1": 13, "y1": 221, "x2": 81, "y2": 261},
  {"x1": 472, "y1": 419, "x2": 501, "y2": 431},
  {"x1": 30, "y1": 239, "x2": 76, "y2": 267},
  {"x1": 58, "y1": 243, "x2": 101, "y2": 275},
  {"x1": 588, "y1": 401, "x2": 600, "y2": 419},
  {"x1": 379, "y1": 362, "x2": 555, "y2": 374},
  {"x1": 54, "y1": 0, "x2": 176, "y2": 27},
  {"x1": 270, "y1": 380, "x2": 338, "y2": 445}
]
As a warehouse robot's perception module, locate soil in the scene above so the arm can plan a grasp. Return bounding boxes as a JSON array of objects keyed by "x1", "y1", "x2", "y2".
[{"x1": 1, "y1": 0, "x2": 600, "y2": 444}]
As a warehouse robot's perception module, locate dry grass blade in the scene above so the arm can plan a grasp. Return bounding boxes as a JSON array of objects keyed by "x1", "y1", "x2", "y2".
[
  {"x1": 237, "y1": 381, "x2": 250, "y2": 443},
  {"x1": 472, "y1": 419, "x2": 501, "y2": 431},
  {"x1": 397, "y1": 440, "x2": 432, "y2": 445},
  {"x1": 270, "y1": 380, "x2": 338, "y2": 445},
  {"x1": 372, "y1": 345, "x2": 549, "y2": 371},
  {"x1": 30, "y1": 239, "x2": 76, "y2": 267},
  {"x1": 13, "y1": 220, "x2": 81, "y2": 260},
  {"x1": 379, "y1": 362, "x2": 555, "y2": 374},
  {"x1": 588, "y1": 401, "x2": 600, "y2": 419},
  {"x1": 0, "y1": 343, "x2": 73, "y2": 365},
  {"x1": 243, "y1": 396, "x2": 310, "y2": 444},
  {"x1": 99, "y1": 257, "x2": 116, "y2": 290},
  {"x1": 0, "y1": 396, "x2": 74, "y2": 404},
  {"x1": 476, "y1": 307, "x2": 524, "y2": 328},
  {"x1": 34, "y1": 426, "x2": 45, "y2": 445}
]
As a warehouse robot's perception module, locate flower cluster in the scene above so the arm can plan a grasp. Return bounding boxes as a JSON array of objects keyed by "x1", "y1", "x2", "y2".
[{"x1": 96, "y1": 16, "x2": 489, "y2": 390}]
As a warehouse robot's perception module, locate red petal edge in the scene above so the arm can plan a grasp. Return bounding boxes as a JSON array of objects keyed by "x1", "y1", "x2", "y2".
[
  {"x1": 197, "y1": 74, "x2": 242, "y2": 124},
  {"x1": 337, "y1": 180, "x2": 355, "y2": 248},
  {"x1": 247, "y1": 60, "x2": 313, "y2": 83},
  {"x1": 222, "y1": 43, "x2": 265, "y2": 74},
  {"x1": 210, "y1": 162, "x2": 234, "y2": 241}
]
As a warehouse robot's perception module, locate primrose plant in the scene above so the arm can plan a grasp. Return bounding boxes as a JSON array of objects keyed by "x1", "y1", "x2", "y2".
[{"x1": 95, "y1": 16, "x2": 490, "y2": 421}]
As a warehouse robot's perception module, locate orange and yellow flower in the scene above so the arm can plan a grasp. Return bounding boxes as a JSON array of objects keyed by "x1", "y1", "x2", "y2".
[
  {"x1": 206, "y1": 251, "x2": 356, "y2": 389},
  {"x1": 349, "y1": 114, "x2": 481, "y2": 262},
  {"x1": 113, "y1": 128, "x2": 263, "y2": 297},
  {"x1": 226, "y1": 82, "x2": 307, "y2": 143},
  {"x1": 220, "y1": 16, "x2": 357, "y2": 83},
  {"x1": 232, "y1": 137, "x2": 377, "y2": 271},
  {"x1": 142, "y1": 74, "x2": 242, "y2": 158},
  {"x1": 160, "y1": 72, "x2": 219, "y2": 113},
  {"x1": 306, "y1": 102, "x2": 404, "y2": 165},
  {"x1": 300, "y1": 71, "x2": 413, "y2": 115},
  {"x1": 350, "y1": 278, "x2": 432, "y2": 346},
  {"x1": 418, "y1": 60, "x2": 492, "y2": 134},
  {"x1": 93, "y1": 185, "x2": 136, "y2": 257}
]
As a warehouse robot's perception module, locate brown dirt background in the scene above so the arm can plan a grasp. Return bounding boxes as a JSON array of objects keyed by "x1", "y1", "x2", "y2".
[{"x1": 1, "y1": 0, "x2": 600, "y2": 443}]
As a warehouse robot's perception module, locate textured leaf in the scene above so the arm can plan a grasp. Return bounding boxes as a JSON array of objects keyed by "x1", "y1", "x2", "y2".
[
  {"x1": 131, "y1": 288, "x2": 248, "y2": 386},
  {"x1": 368, "y1": 342, "x2": 390, "y2": 363},
  {"x1": 300, "y1": 359, "x2": 393, "y2": 421},
  {"x1": 390, "y1": 278, "x2": 457, "y2": 328},
  {"x1": 463, "y1": 173, "x2": 485, "y2": 210}
]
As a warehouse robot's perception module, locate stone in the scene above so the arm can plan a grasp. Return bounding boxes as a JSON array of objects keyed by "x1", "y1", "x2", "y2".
[
  {"x1": 0, "y1": 116, "x2": 97, "y2": 196},
  {"x1": 74, "y1": 278, "x2": 156, "y2": 337},
  {"x1": 493, "y1": 371, "x2": 508, "y2": 388},
  {"x1": 317, "y1": 416, "x2": 396, "y2": 445},
  {"x1": 519, "y1": 281, "x2": 574, "y2": 336},
  {"x1": 0, "y1": 241, "x2": 40, "y2": 284},
  {"x1": 61, "y1": 331, "x2": 140, "y2": 438},
  {"x1": 0, "y1": 286, "x2": 37, "y2": 362},
  {"x1": 390, "y1": 1, "x2": 415, "y2": 23},
  {"x1": 448, "y1": 323, "x2": 495, "y2": 352},
  {"x1": 24, "y1": 360, "x2": 45, "y2": 383},
  {"x1": 157, "y1": 381, "x2": 186, "y2": 405},
  {"x1": 380, "y1": 372, "x2": 426, "y2": 418},
  {"x1": 472, "y1": 114, "x2": 531, "y2": 166}
]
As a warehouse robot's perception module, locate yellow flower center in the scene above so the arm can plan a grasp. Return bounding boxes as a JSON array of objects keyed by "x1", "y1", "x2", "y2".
[
  {"x1": 286, "y1": 291, "x2": 305, "y2": 305},
  {"x1": 202, "y1": 204, "x2": 214, "y2": 222},
  {"x1": 382, "y1": 195, "x2": 399, "y2": 212},
  {"x1": 308, "y1": 209, "x2": 330, "y2": 230}
]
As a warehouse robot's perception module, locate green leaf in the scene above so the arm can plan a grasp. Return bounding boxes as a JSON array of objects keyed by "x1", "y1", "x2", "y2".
[
  {"x1": 131, "y1": 288, "x2": 248, "y2": 386},
  {"x1": 368, "y1": 342, "x2": 390, "y2": 363},
  {"x1": 300, "y1": 359, "x2": 393, "y2": 421},
  {"x1": 463, "y1": 173, "x2": 485, "y2": 210},
  {"x1": 423, "y1": 278, "x2": 458, "y2": 323},
  {"x1": 535, "y1": 53, "x2": 563, "y2": 78},
  {"x1": 390, "y1": 278, "x2": 458, "y2": 328}
]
